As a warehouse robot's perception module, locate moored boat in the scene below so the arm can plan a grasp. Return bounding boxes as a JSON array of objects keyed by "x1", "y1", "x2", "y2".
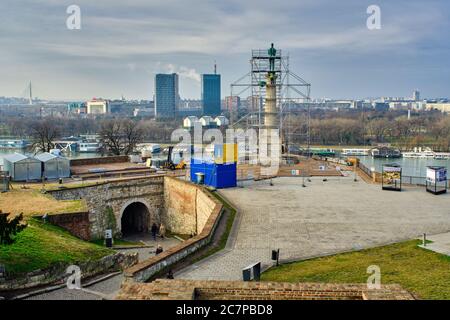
[{"x1": 371, "y1": 147, "x2": 402, "y2": 158}]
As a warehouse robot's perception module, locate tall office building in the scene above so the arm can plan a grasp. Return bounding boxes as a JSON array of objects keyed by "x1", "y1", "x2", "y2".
[
  {"x1": 202, "y1": 71, "x2": 221, "y2": 116},
  {"x1": 155, "y1": 73, "x2": 179, "y2": 118},
  {"x1": 413, "y1": 90, "x2": 420, "y2": 101}
]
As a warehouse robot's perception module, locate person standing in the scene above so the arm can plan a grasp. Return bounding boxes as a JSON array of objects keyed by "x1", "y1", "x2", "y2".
[
  {"x1": 151, "y1": 223, "x2": 158, "y2": 241},
  {"x1": 159, "y1": 223, "x2": 166, "y2": 239}
]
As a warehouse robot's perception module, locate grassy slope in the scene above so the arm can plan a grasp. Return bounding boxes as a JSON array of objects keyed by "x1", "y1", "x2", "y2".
[
  {"x1": 0, "y1": 189, "x2": 86, "y2": 217},
  {"x1": 261, "y1": 240, "x2": 450, "y2": 300},
  {"x1": 0, "y1": 219, "x2": 113, "y2": 276}
]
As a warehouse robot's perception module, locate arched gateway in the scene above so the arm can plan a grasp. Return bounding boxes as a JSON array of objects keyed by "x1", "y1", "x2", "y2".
[{"x1": 120, "y1": 201, "x2": 151, "y2": 237}]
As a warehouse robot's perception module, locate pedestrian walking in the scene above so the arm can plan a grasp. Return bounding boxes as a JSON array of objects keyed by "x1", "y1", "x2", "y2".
[{"x1": 151, "y1": 223, "x2": 158, "y2": 241}]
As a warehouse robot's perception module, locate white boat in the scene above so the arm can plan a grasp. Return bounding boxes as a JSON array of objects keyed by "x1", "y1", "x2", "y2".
[
  {"x1": 403, "y1": 147, "x2": 435, "y2": 158},
  {"x1": 79, "y1": 142, "x2": 100, "y2": 153},
  {"x1": 341, "y1": 148, "x2": 369, "y2": 156},
  {"x1": 434, "y1": 153, "x2": 450, "y2": 160},
  {"x1": 0, "y1": 139, "x2": 30, "y2": 149}
]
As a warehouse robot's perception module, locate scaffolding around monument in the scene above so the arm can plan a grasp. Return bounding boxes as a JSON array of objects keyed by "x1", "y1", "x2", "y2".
[{"x1": 230, "y1": 44, "x2": 311, "y2": 156}]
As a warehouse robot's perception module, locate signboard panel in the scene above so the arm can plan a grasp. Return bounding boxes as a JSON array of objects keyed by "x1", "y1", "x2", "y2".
[
  {"x1": 382, "y1": 166, "x2": 401, "y2": 187},
  {"x1": 437, "y1": 168, "x2": 447, "y2": 182},
  {"x1": 427, "y1": 167, "x2": 447, "y2": 183}
]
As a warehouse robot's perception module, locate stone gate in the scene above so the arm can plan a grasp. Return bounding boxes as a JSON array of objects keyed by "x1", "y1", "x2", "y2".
[
  {"x1": 49, "y1": 176, "x2": 165, "y2": 239},
  {"x1": 48, "y1": 175, "x2": 219, "y2": 241}
]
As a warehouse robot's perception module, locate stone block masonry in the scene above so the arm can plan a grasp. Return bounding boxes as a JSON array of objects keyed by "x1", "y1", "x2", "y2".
[
  {"x1": 0, "y1": 252, "x2": 138, "y2": 291},
  {"x1": 48, "y1": 176, "x2": 222, "y2": 243},
  {"x1": 49, "y1": 176, "x2": 165, "y2": 239},
  {"x1": 116, "y1": 279, "x2": 415, "y2": 300}
]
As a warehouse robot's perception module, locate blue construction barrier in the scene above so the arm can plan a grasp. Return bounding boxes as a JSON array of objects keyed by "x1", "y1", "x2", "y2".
[{"x1": 190, "y1": 160, "x2": 237, "y2": 188}]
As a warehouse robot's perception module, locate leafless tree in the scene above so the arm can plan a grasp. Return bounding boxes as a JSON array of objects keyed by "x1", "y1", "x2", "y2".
[
  {"x1": 99, "y1": 119, "x2": 144, "y2": 155},
  {"x1": 30, "y1": 119, "x2": 61, "y2": 153}
]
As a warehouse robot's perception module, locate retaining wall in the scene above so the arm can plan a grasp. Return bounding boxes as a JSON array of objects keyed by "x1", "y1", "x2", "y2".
[
  {"x1": 163, "y1": 177, "x2": 218, "y2": 235},
  {"x1": 40, "y1": 212, "x2": 91, "y2": 241},
  {"x1": 70, "y1": 156, "x2": 130, "y2": 167},
  {"x1": 124, "y1": 178, "x2": 223, "y2": 282},
  {"x1": 0, "y1": 252, "x2": 138, "y2": 291}
]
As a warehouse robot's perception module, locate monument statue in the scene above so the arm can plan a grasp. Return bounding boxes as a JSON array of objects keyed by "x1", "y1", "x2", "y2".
[{"x1": 268, "y1": 43, "x2": 276, "y2": 71}]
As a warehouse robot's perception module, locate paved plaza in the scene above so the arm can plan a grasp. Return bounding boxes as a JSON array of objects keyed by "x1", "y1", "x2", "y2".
[{"x1": 177, "y1": 176, "x2": 450, "y2": 280}]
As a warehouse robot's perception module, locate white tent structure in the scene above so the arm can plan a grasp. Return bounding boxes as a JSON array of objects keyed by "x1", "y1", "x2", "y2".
[
  {"x1": 214, "y1": 116, "x2": 229, "y2": 127},
  {"x1": 200, "y1": 116, "x2": 214, "y2": 127},
  {"x1": 35, "y1": 152, "x2": 71, "y2": 180},
  {"x1": 2, "y1": 153, "x2": 42, "y2": 181},
  {"x1": 183, "y1": 116, "x2": 199, "y2": 128}
]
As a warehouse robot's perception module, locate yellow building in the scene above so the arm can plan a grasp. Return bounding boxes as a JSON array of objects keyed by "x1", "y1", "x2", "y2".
[
  {"x1": 87, "y1": 99, "x2": 109, "y2": 114},
  {"x1": 426, "y1": 103, "x2": 450, "y2": 113}
]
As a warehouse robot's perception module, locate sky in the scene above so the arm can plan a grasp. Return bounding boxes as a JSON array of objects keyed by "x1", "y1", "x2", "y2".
[{"x1": 0, "y1": 0, "x2": 449, "y2": 101}]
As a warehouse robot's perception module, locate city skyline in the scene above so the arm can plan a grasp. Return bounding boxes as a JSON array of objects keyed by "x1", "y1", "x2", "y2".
[{"x1": 0, "y1": 0, "x2": 449, "y2": 101}]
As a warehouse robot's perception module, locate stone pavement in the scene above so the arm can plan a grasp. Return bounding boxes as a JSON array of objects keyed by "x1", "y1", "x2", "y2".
[
  {"x1": 419, "y1": 232, "x2": 450, "y2": 256},
  {"x1": 176, "y1": 176, "x2": 450, "y2": 280}
]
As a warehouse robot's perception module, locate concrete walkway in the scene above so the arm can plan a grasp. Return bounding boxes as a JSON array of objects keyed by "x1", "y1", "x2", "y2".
[
  {"x1": 419, "y1": 232, "x2": 450, "y2": 256},
  {"x1": 176, "y1": 176, "x2": 450, "y2": 281}
]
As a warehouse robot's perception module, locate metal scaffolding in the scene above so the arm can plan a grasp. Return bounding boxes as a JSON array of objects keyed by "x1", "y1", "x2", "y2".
[{"x1": 230, "y1": 45, "x2": 311, "y2": 155}]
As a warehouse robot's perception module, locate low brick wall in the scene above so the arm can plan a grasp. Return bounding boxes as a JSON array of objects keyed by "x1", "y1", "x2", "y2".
[
  {"x1": 0, "y1": 252, "x2": 138, "y2": 291},
  {"x1": 39, "y1": 212, "x2": 91, "y2": 241},
  {"x1": 124, "y1": 180, "x2": 223, "y2": 282},
  {"x1": 116, "y1": 279, "x2": 415, "y2": 300},
  {"x1": 70, "y1": 156, "x2": 130, "y2": 167}
]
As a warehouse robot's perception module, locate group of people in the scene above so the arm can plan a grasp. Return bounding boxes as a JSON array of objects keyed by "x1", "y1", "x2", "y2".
[
  {"x1": 149, "y1": 222, "x2": 175, "y2": 280},
  {"x1": 150, "y1": 222, "x2": 165, "y2": 241}
]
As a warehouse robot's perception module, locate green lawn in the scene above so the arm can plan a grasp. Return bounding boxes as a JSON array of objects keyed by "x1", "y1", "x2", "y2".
[
  {"x1": 261, "y1": 240, "x2": 450, "y2": 300},
  {"x1": 0, "y1": 219, "x2": 113, "y2": 276}
]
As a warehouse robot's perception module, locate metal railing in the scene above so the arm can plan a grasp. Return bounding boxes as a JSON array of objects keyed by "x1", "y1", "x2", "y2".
[
  {"x1": 401, "y1": 176, "x2": 450, "y2": 189},
  {"x1": 358, "y1": 162, "x2": 373, "y2": 178}
]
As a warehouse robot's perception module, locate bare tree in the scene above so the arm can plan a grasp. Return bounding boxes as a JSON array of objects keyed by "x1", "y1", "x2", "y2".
[
  {"x1": 122, "y1": 119, "x2": 144, "y2": 155},
  {"x1": 99, "y1": 119, "x2": 144, "y2": 155},
  {"x1": 30, "y1": 119, "x2": 61, "y2": 153}
]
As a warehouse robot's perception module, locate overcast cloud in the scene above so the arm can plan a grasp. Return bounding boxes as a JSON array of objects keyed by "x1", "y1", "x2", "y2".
[{"x1": 0, "y1": 0, "x2": 449, "y2": 100}]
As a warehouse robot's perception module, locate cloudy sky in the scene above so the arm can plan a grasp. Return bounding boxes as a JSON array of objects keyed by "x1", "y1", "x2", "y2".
[{"x1": 0, "y1": 0, "x2": 449, "y2": 101}]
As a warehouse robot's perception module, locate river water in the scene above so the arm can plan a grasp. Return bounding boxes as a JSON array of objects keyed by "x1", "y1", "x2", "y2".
[{"x1": 358, "y1": 156, "x2": 450, "y2": 177}]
